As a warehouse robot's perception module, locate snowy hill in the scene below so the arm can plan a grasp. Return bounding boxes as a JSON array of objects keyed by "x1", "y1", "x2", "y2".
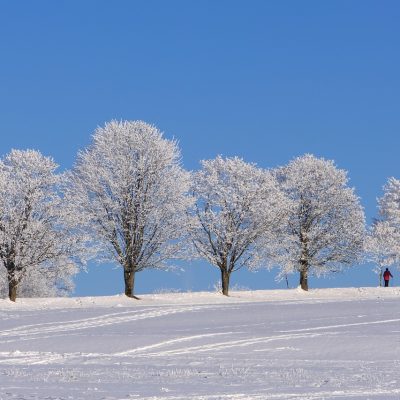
[{"x1": 0, "y1": 287, "x2": 399, "y2": 399}]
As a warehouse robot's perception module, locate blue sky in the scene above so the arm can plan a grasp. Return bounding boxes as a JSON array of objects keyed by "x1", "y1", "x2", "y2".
[{"x1": 1, "y1": 1, "x2": 399, "y2": 295}]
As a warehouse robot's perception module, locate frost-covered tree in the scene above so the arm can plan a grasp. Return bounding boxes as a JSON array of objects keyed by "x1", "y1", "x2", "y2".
[
  {"x1": 267, "y1": 154, "x2": 365, "y2": 291},
  {"x1": 0, "y1": 150, "x2": 79, "y2": 301},
  {"x1": 0, "y1": 260, "x2": 76, "y2": 298},
  {"x1": 189, "y1": 156, "x2": 286, "y2": 296},
  {"x1": 378, "y1": 177, "x2": 400, "y2": 223},
  {"x1": 366, "y1": 221, "x2": 400, "y2": 286},
  {"x1": 65, "y1": 120, "x2": 191, "y2": 299},
  {"x1": 367, "y1": 178, "x2": 400, "y2": 284}
]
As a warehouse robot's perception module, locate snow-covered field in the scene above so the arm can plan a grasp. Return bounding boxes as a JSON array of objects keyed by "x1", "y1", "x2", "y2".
[{"x1": 0, "y1": 287, "x2": 399, "y2": 400}]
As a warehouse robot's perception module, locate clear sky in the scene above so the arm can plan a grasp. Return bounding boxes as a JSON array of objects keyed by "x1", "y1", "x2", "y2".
[{"x1": 1, "y1": 1, "x2": 399, "y2": 295}]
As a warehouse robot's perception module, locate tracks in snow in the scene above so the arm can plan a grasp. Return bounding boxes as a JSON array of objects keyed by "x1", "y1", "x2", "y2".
[
  {"x1": 0, "y1": 305, "x2": 205, "y2": 342},
  {"x1": 0, "y1": 303, "x2": 399, "y2": 365},
  {"x1": 135, "y1": 388, "x2": 400, "y2": 399}
]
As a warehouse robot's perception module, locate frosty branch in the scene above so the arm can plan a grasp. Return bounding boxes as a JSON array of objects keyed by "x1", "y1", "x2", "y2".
[
  {"x1": 65, "y1": 120, "x2": 191, "y2": 298},
  {"x1": 189, "y1": 156, "x2": 286, "y2": 295}
]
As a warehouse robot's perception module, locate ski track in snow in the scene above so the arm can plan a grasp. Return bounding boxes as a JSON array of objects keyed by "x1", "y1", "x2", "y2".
[
  {"x1": 0, "y1": 305, "x2": 208, "y2": 340},
  {"x1": 0, "y1": 289, "x2": 399, "y2": 399},
  {"x1": 0, "y1": 331, "x2": 336, "y2": 365},
  {"x1": 133, "y1": 388, "x2": 400, "y2": 399},
  {"x1": 0, "y1": 312, "x2": 398, "y2": 364},
  {"x1": 279, "y1": 318, "x2": 400, "y2": 333}
]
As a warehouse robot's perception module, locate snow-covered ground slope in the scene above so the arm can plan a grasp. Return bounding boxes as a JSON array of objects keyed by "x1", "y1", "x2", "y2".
[{"x1": 0, "y1": 288, "x2": 399, "y2": 399}]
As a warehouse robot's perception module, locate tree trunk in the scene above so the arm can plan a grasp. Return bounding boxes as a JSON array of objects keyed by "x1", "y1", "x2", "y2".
[
  {"x1": 299, "y1": 226, "x2": 309, "y2": 291},
  {"x1": 221, "y1": 269, "x2": 230, "y2": 296},
  {"x1": 8, "y1": 277, "x2": 18, "y2": 302},
  {"x1": 124, "y1": 269, "x2": 140, "y2": 299},
  {"x1": 299, "y1": 268, "x2": 308, "y2": 291}
]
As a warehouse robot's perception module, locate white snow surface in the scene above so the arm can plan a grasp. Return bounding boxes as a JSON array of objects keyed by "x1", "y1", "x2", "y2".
[{"x1": 0, "y1": 287, "x2": 399, "y2": 399}]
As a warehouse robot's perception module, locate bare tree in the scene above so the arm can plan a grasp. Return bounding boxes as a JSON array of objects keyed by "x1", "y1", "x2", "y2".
[
  {"x1": 65, "y1": 120, "x2": 191, "y2": 299},
  {"x1": 189, "y1": 156, "x2": 285, "y2": 296},
  {"x1": 268, "y1": 154, "x2": 365, "y2": 291},
  {"x1": 0, "y1": 150, "x2": 79, "y2": 301}
]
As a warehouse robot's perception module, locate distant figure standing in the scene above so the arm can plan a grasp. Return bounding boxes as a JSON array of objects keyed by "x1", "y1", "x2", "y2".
[{"x1": 383, "y1": 268, "x2": 393, "y2": 287}]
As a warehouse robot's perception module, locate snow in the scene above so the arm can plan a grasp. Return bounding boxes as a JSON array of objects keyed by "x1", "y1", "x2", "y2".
[{"x1": 0, "y1": 287, "x2": 399, "y2": 399}]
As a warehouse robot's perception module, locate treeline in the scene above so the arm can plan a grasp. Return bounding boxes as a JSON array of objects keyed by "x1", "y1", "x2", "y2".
[{"x1": 0, "y1": 121, "x2": 398, "y2": 301}]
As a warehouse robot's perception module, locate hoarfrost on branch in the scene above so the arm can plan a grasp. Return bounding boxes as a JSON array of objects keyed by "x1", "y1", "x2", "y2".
[
  {"x1": 0, "y1": 150, "x2": 79, "y2": 301},
  {"x1": 189, "y1": 156, "x2": 286, "y2": 296},
  {"x1": 266, "y1": 154, "x2": 366, "y2": 291},
  {"x1": 65, "y1": 120, "x2": 192, "y2": 298},
  {"x1": 367, "y1": 177, "x2": 400, "y2": 283}
]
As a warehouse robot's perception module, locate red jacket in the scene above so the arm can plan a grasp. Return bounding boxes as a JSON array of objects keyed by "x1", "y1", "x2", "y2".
[{"x1": 383, "y1": 270, "x2": 393, "y2": 280}]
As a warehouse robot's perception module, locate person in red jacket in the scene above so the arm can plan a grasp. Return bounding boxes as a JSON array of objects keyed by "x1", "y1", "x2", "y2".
[{"x1": 383, "y1": 268, "x2": 393, "y2": 287}]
